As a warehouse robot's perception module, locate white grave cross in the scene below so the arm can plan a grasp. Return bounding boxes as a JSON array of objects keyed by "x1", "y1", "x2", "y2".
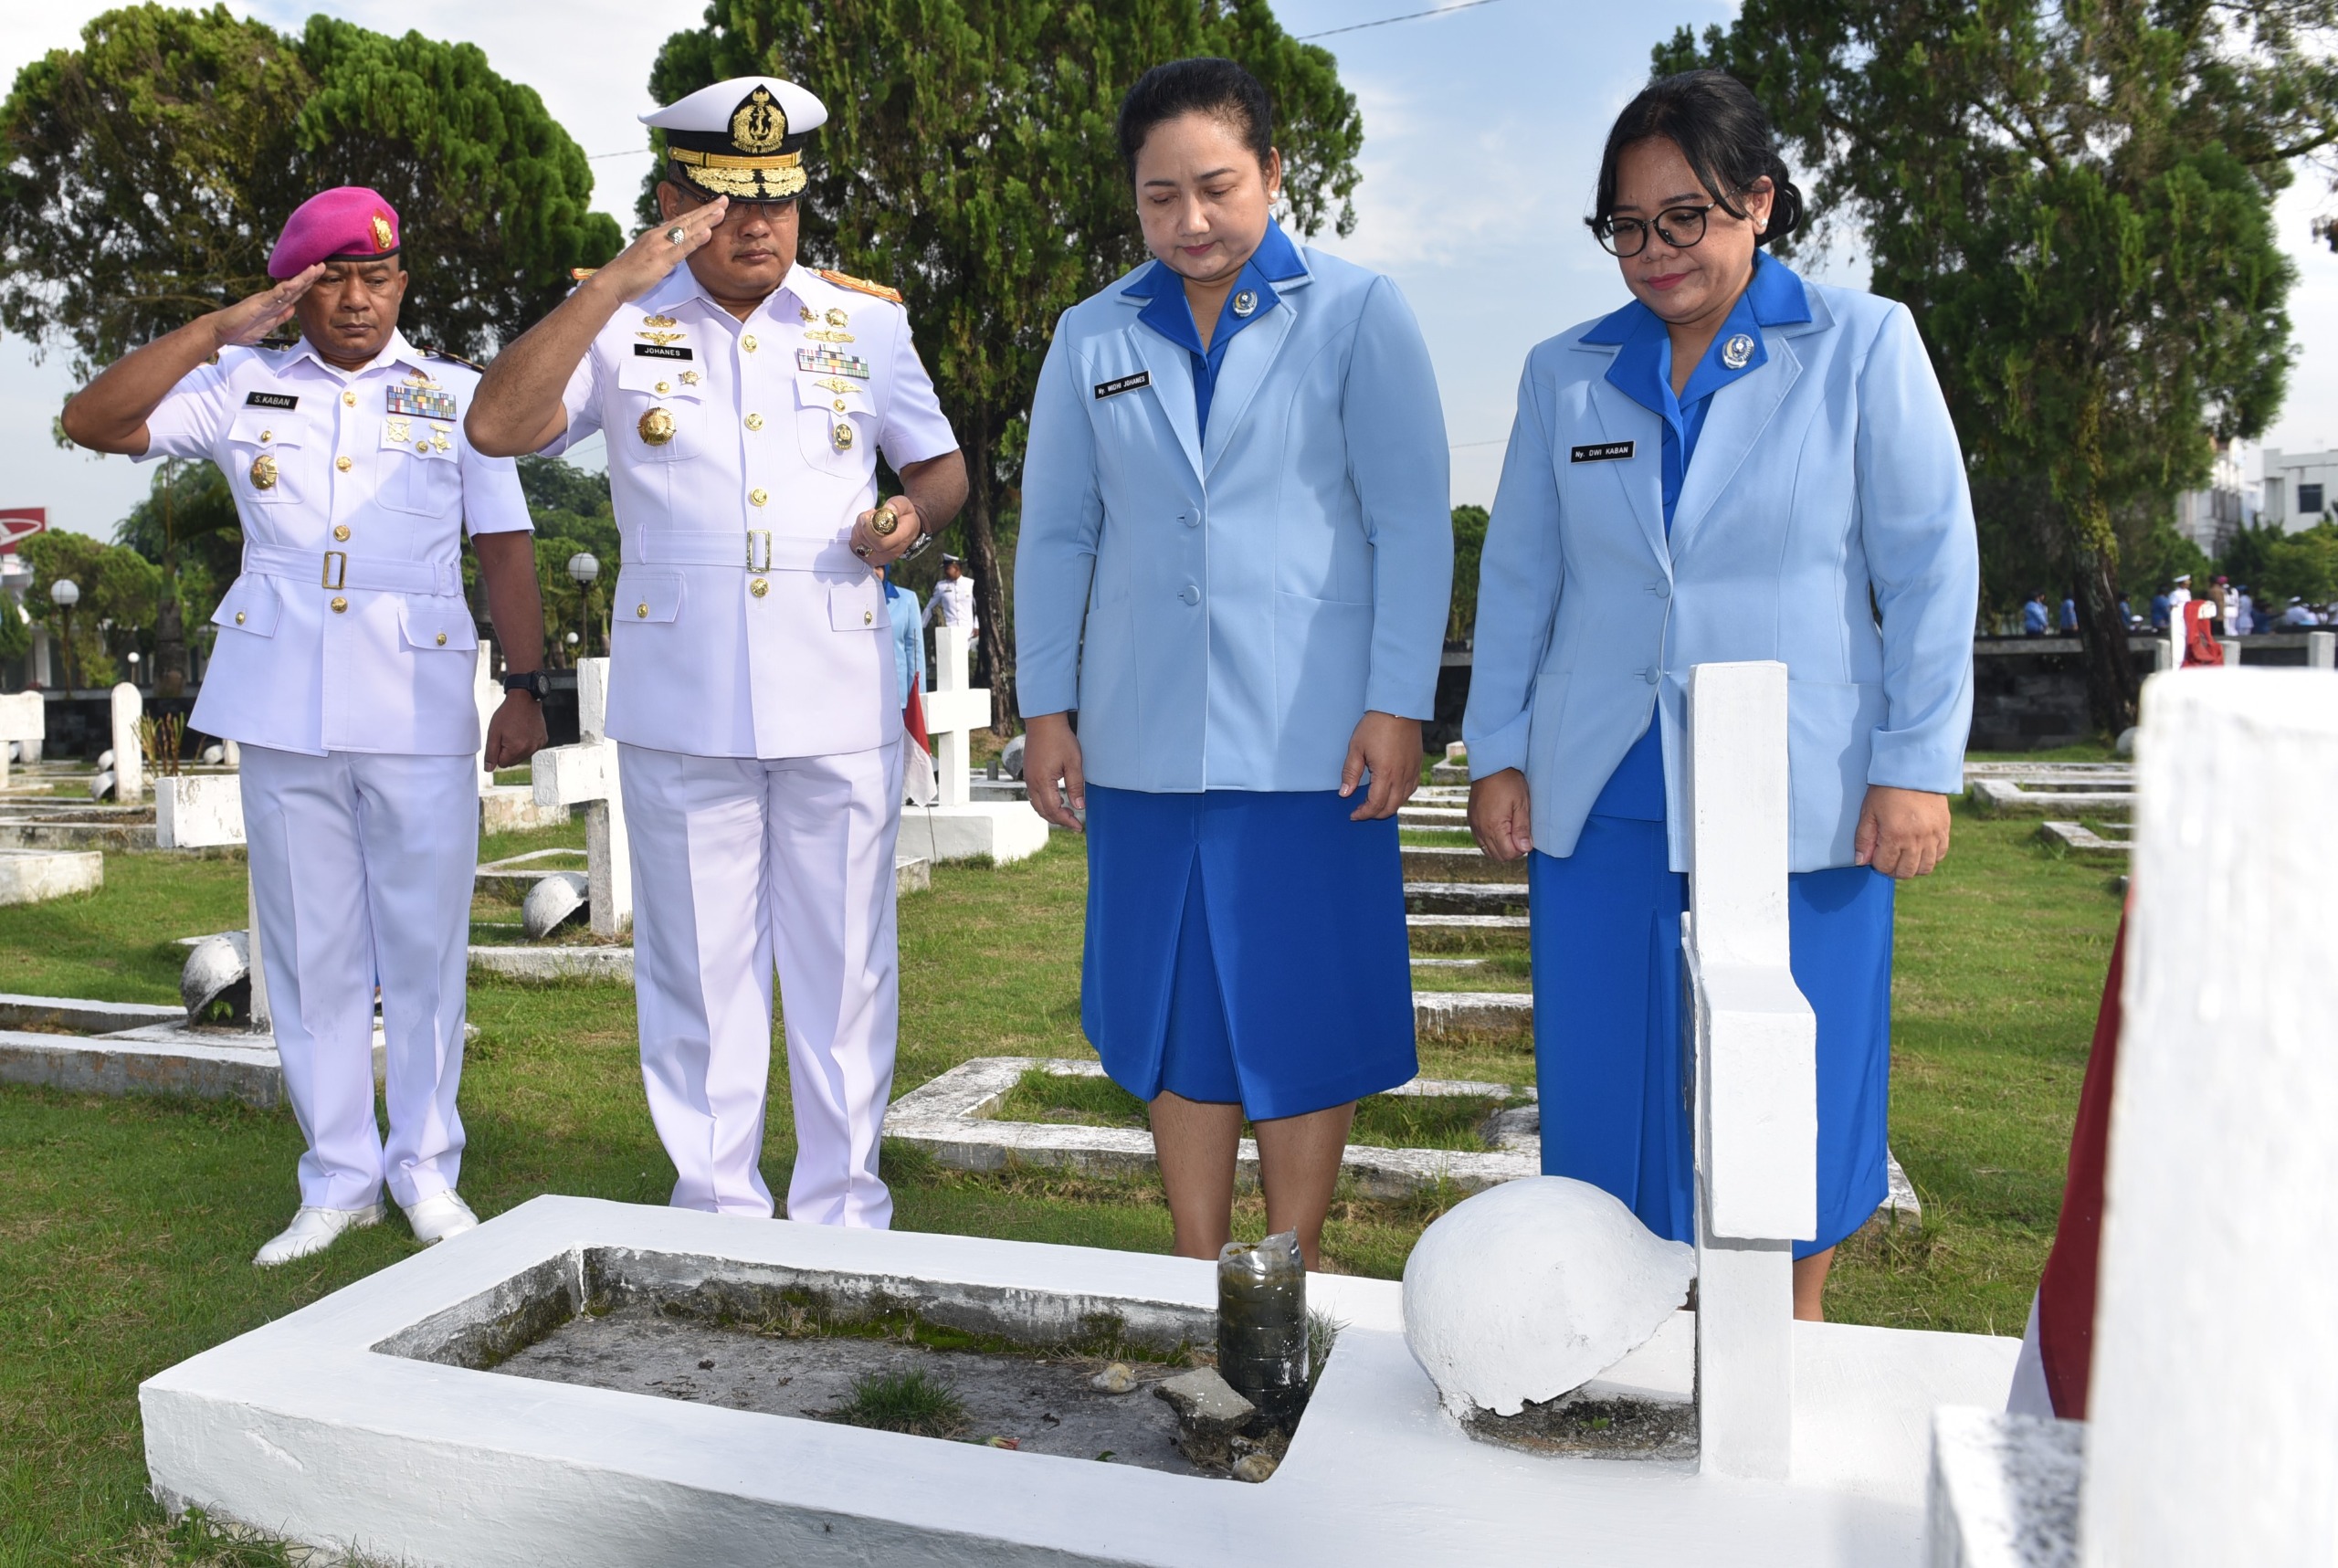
[
  {"x1": 924, "y1": 624, "x2": 995, "y2": 807},
  {"x1": 111, "y1": 681, "x2": 144, "y2": 803},
  {"x1": 1681, "y1": 660, "x2": 1817, "y2": 1482},
  {"x1": 0, "y1": 690, "x2": 42, "y2": 788},
  {"x1": 530, "y1": 658, "x2": 630, "y2": 938},
  {"x1": 472, "y1": 637, "x2": 501, "y2": 792}
]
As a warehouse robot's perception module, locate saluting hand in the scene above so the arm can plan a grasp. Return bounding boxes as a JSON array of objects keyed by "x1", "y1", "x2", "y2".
[
  {"x1": 209, "y1": 265, "x2": 327, "y2": 349},
  {"x1": 594, "y1": 198, "x2": 732, "y2": 303}
]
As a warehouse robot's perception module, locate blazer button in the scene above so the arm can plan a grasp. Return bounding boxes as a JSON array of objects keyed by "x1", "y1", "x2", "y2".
[
  {"x1": 436, "y1": 631, "x2": 448, "y2": 646},
  {"x1": 234, "y1": 611, "x2": 246, "y2": 625},
  {"x1": 342, "y1": 391, "x2": 355, "y2": 407},
  {"x1": 745, "y1": 413, "x2": 764, "y2": 431},
  {"x1": 333, "y1": 524, "x2": 351, "y2": 541},
  {"x1": 335, "y1": 456, "x2": 353, "y2": 472},
  {"x1": 749, "y1": 488, "x2": 769, "y2": 507},
  {"x1": 331, "y1": 596, "x2": 348, "y2": 615},
  {"x1": 862, "y1": 609, "x2": 873, "y2": 625},
  {"x1": 750, "y1": 578, "x2": 769, "y2": 598},
  {"x1": 1643, "y1": 668, "x2": 1661, "y2": 684},
  {"x1": 1180, "y1": 511, "x2": 1200, "y2": 528},
  {"x1": 1178, "y1": 584, "x2": 1201, "y2": 605},
  {"x1": 637, "y1": 603, "x2": 648, "y2": 618},
  {"x1": 1651, "y1": 581, "x2": 1671, "y2": 598},
  {"x1": 742, "y1": 334, "x2": 758, "y2": 353}
]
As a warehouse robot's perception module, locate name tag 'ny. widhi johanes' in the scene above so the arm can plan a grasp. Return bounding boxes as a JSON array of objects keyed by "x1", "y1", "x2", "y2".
[
  {"x1": 1570, "y1": 441, "x2": 1635, "y2": 463},
  {"x1": 1093, "y1": 371, "x2": 1151, "y2": 401}
]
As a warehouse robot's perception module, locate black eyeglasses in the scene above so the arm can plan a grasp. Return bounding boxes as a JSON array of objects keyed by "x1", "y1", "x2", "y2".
[{"x1": 1591, "y1": 201, "x2": 1722, "y2": 258}]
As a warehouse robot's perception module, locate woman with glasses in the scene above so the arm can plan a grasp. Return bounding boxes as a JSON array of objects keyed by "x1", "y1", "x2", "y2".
[
  {"x1": 1464, "y1": 70, "x2": 1977, "y2": 1319},
  {"x1": 1017, "y1": 58, "x2": 1451, "y2": 1270}
]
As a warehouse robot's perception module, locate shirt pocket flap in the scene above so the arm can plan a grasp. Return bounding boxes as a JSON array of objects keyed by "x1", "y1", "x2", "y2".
[
  {"x1": 617, "y1": 356, "x2": 704, "y2": 398},
  {"x1": 211, "y1": 575, "x2": 282, "y2": 637},
  {"x1": 795, "y1": 371, "x2": 872, "y2": 412},
  {"x1": 617, "y1": 569, "x2": 685, "y2": 624},
  {"x1": 397, "y1": 598, "x2": 479, "y2": 652},
  {"x1": 828, "y1": 577, "x2": 884, "y2": 631},
  {"x1": 227, "y1": 407, "x2": 305, "y2": 447}
]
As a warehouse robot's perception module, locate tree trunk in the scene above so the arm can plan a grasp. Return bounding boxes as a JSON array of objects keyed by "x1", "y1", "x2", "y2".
[
  {"x1": 959, "y1": 430, "x2": 1018, "y2": 736},
  {"x1": 153, "y1": 590, "x2": 188, "y2": 698},
  {"x1": 2070, "y1": 548, "x2": 2139, "y2": 735}
]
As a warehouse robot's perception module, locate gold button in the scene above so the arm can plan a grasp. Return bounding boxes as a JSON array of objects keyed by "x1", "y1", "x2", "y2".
[
  {"x1": 749, "y1": 488, "x2": 769, "y2": 507},
  {"x1": 330, "y1": 596, "x2": 348, "y2": 614},
  {"x1": 259, "y1": 429, "x2": 272, "y2": 443},
  {"x1": 742, "y1": 335, "x2": 758, "y2": 353},
  {"x1": 342, "y1": 391, "x2": 356, "y2": 407},
  {"x1": 416, "y1": 440, "x2": 428, "y2": 453},
  {"x1": 656, "y1": 380, "x2": 671, "y2": 395},
  {"x1": 750, "y1": 578, "x2": 769, "y2": 598},
  {"x1": 745, "y1": 413, "x2": 764, "y2": 431},
  {"x1": 637, "y1": 603, "x2": 648, "y2": 618},
  {"x1": 333, "y1": 524, "x2": 351, "y2": 541},
  {"x1": 435, "y1": 631, "x2": 448, "y2": 646},
  {"x1": 834, "y1": 399, "x2": 847, "y2": 412},
  {"x1": 862, "y1": 609, "x2": 873, "y2": 626},
  {"x1": 335, "y1": 456, "x2": 353, "y2": 473},
  {"x1": 234, "y1": 611, "x2": 247, "y2": 626}
]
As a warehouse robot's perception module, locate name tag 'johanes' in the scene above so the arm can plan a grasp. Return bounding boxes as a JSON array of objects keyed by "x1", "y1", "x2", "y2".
[
  {"x1": 1570, "y1": 441, "x2": 1635, "y2": 463},
  {"x1": 1093, "y1": 371, "x2": 1150, "y2": 401},
  {"x1": 634, "y1": 343, "x2": 694, "y2": 362}
]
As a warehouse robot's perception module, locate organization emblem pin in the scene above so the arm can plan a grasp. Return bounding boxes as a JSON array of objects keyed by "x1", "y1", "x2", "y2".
[
  {"x1": 248, "y1": 453, "x2": 279, "y2": 490},
  {"x1": 637, "y1": 407, "x2": 677, "y2": 447},
  {"x1": 1722, "y1": 333, "x2": 1755, "y2": 371},
  {"x1": 1232, "y1": 289, "x2": 1259, "y2": 318}
]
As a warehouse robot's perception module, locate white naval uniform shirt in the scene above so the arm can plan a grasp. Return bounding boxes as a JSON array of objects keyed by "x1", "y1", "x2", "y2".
[
  {"x1": 923, "y1": 574, "x2": 976, "y2": 632},
  {"x1": 144, "y1": 331, "x2": 532, "y2": 756},
  {"x1": 548, "y1": 265, "x2": 959, "y2": 759}
]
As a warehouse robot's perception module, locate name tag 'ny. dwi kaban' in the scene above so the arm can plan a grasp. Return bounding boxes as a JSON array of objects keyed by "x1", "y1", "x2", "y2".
[{"x1": 1570, "y1": 441, "x2": 1635, "y2": 463}]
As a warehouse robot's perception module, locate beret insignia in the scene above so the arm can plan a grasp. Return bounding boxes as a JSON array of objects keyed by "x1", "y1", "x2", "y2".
[{"x1": 371, "y1": 212, "x2": 395, "y2": 251}]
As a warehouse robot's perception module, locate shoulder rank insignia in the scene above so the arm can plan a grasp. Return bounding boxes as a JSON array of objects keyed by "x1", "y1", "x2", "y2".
[
  {"x1": 817, "y1": 268, "x2": 903, "y2": 304},
  {"x1": 422, "y1": 347, "x2": 482, "y2": 372}
]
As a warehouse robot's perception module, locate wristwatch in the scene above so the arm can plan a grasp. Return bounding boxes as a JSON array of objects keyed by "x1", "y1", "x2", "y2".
[{"x1": 502, "y1": 669, "x2": 551, "y2": 702}]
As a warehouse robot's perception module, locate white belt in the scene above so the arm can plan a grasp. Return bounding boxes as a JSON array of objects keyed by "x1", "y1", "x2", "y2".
[
  {"x1": 242, "y1": 543, "x2": 460, "y2": 595},
  {"x1": 631, "y1": 530, "x2": 863, "y2": 574}
]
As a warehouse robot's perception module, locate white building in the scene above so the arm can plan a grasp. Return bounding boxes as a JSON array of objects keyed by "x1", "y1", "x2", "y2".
[
  {"x1": 2259, "y1": 446, "x2": 2338, "y2": 533},
  {"x1": 2174, "y1": 437, "x2": 2260, "y2": 555}
]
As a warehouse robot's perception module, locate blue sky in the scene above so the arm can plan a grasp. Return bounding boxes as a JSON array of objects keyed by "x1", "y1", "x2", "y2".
[{"x1": 5, "y1": 0, "x2": 2337, "y2": 537}]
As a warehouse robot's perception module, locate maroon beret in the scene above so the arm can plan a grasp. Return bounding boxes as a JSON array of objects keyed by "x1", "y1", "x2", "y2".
[{"x1": 268, "y1": 187, "x2": 402, "y2": 280}]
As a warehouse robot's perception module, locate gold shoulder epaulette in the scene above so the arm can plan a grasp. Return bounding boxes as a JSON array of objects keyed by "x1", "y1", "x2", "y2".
[
  {"x1": 424, "y1": 347, "x2": 483, "y2": 371},
  {"x1": 819, "y1": 268, "x2": 904, "y2": 304},
  {"x1": 570, "y1": 268, "x2": 598, "y2": 281}
]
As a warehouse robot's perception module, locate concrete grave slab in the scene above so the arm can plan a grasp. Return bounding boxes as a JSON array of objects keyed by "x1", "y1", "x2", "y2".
[
  {"x1": 1967, "y1": 780, "x2": 2134, "y2": 816},
  {"x1": 1402, "y1": 844, "x2": 1526, "y2": 883},
  {"x1": 1925, "y1": 1409, "x2": 2081, "y2": 1568},
  {"x1": 1407, "y1": 880, "x2": 1531, "y2": 916},
  {"x1": 2035, "y1": 821, "x2": 2128, "y2": 858},
  {"x1": 141, "y1": 1194, "x2": 2017, "y2": 1567},
  {"x1": 153, "y1": 773, "x2": 245, "y2": 849},
  {"x1": 0, "y1": 991, "x2": 384, "y2": 1110},
  {"x1": 884, "y1": 1057, "x2": 1539, "y2": 1198},
  {"x1": 0, "y1": 847, "x2": 101, "y2": 904}
]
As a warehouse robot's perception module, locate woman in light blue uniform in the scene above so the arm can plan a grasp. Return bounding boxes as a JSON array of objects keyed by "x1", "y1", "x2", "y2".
[
  {"x1": 1017, "y1": 58, "x2": 1452, "y2": 1268},
  {"x1": 1465, "y1": 72, "x2": 1978, "y2": 1319}
]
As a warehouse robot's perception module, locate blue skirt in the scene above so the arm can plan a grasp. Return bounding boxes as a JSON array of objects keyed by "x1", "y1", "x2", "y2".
[
  {"x1": 1082, "y1": 786, "x2": 1417, "y2": 1121},
  {"x1": 1528, "y1": 816, "x2": 1894, "y2": 1259}
]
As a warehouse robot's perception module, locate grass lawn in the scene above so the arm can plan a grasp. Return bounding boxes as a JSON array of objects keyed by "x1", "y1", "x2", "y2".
[{"x1": 0, "y1": 795, "x2": 2119, "y2": 1562}]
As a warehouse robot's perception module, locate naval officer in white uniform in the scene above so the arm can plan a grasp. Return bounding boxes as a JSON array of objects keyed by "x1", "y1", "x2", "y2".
[
  {"x1": 61, "y1": 187, "x2": 550, "y2": 1266},
  {"x1": 469, "y1": 77, "x2": 967, "y2": 1226}
]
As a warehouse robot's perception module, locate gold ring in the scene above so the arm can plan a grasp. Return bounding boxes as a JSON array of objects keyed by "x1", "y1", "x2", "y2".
[
  {"x1": 871, "y1": 507, "x2": 900, "y2": 537},
  {"x1": 853, "y1": 542, "x2": 873, "y2": 560},
  {"x1": 666, "y1": 225, "x2": 688, "y2": 246}
]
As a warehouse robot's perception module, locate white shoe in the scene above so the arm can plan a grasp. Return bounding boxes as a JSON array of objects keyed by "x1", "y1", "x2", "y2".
[
  {"x1": 254, "y1": 1204, "x2": 384, "y2": 1268},
  {"x1": 403, "y1": 1190, "x2": 479, "y2": 1246}
]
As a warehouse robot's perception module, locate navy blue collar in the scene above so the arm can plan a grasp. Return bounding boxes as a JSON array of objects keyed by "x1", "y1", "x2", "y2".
[
  {"x1": 1579, "y1": 247, "x2": 1812, "y2": 347},
  {"x1": 1591, "y1": 250, "x2": 1812, "y2": 425},
  {"x1": 1123, "y1": 224, "x2": 1307, "y2": 353}
]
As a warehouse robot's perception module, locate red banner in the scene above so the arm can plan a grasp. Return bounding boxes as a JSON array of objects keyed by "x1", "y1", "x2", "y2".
[{"x1": 0, "y1": 509, "x2": 47, "y2": 553}]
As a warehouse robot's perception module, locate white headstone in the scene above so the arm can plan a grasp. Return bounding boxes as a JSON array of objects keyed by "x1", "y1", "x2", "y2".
[
  {"x1": 1682, "y1": 659, "x2": 1817, "y2": 1482},
  {"x1": 2309, "y1": 629, "x2": 2334, "y2": 670},
  {"x1": 2078, "y1": 670, "x2": 2338, "y2": 1566},
  {"x1": 0, "y1": 690, "x2": 42, "y2": 787},
  {"x1": 149, "y1": 771, "x2": 268, "y2": 1028},
  {"x1": 110, "y1": 682, "x2": 143, "y2": 803},
  {"x1": 530, "y1": 658, "x2": 630, "y2": 938},
  {"x1": 924, "y1": 625, "x2": 993, "y2": 807},
  {"x1": 473, "y1": 637, "x2": 501, "y2": 791}
]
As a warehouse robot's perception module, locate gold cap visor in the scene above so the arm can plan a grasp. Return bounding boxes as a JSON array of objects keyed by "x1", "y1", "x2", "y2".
[{"x1": 669, "y1": 146, "x2": 806, "y2": 201}]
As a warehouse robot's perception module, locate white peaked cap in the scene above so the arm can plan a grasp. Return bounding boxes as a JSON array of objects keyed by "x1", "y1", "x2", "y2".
[{"x1": 641, "y1": 76, "x2": 828, "y2": 136}]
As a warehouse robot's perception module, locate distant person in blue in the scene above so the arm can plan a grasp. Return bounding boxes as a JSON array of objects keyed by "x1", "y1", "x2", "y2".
[
  {"x1": 879, "y1": 564, "x2": 924, "y2": 712},
  {"x1": 2152, "y1": 586, "x2": 2173, "y2": 630},
  {"x1": 2024, "y1": 593, "x2": 2051, "y2": 637},
  {"x1": 2059, "y1": 596, "x2": 2078, "y2": 633},
  {"x1": 1017, "y1": 58, "x2": 1452, "y2": 1268},
  {"x1": 1464, "y1": 71, "x2": 1977, "y2": 1321}
]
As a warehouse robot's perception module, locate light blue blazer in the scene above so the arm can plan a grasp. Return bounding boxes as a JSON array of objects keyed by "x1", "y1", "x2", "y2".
[
  {"x1": 1464, "y1": 279, "x2": 1978, "y2": 872},
  {"x1": 1016, "y1": 241, "x2": 1453, "y2": 792}
]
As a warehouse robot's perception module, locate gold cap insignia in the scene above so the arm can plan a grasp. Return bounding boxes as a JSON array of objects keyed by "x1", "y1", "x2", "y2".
[
  {"x1": 732, "y1": 87, "x2": 788, "y2": 154},
  {"x1": 370, "y1": 212, "x2": 395, "y2": 252}
]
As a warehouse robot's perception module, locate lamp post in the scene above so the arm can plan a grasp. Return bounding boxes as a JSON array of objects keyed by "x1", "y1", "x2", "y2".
[
  {"x1": 566, "y1": 552, "x2": 600, "y2": 660},
  {"x1": 48, "y1": 578, "x2": 79, "y2": 694}
]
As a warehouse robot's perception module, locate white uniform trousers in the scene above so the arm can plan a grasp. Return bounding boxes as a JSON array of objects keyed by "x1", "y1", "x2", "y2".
[
  {"x1": 239, "y1": 744, "x2": 479, "y2": 1211},
  {"x1": 620, "y1": 740, "x2": 905, "y2": 1224}
]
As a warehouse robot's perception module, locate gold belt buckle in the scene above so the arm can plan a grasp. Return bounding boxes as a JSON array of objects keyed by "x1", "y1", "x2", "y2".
[
  {"x1": 746, "y1": 530, "x2": 772, "y2": 572},
  {"x1": 321, "y1": 551, "x2": 348, "y2": 590}
]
